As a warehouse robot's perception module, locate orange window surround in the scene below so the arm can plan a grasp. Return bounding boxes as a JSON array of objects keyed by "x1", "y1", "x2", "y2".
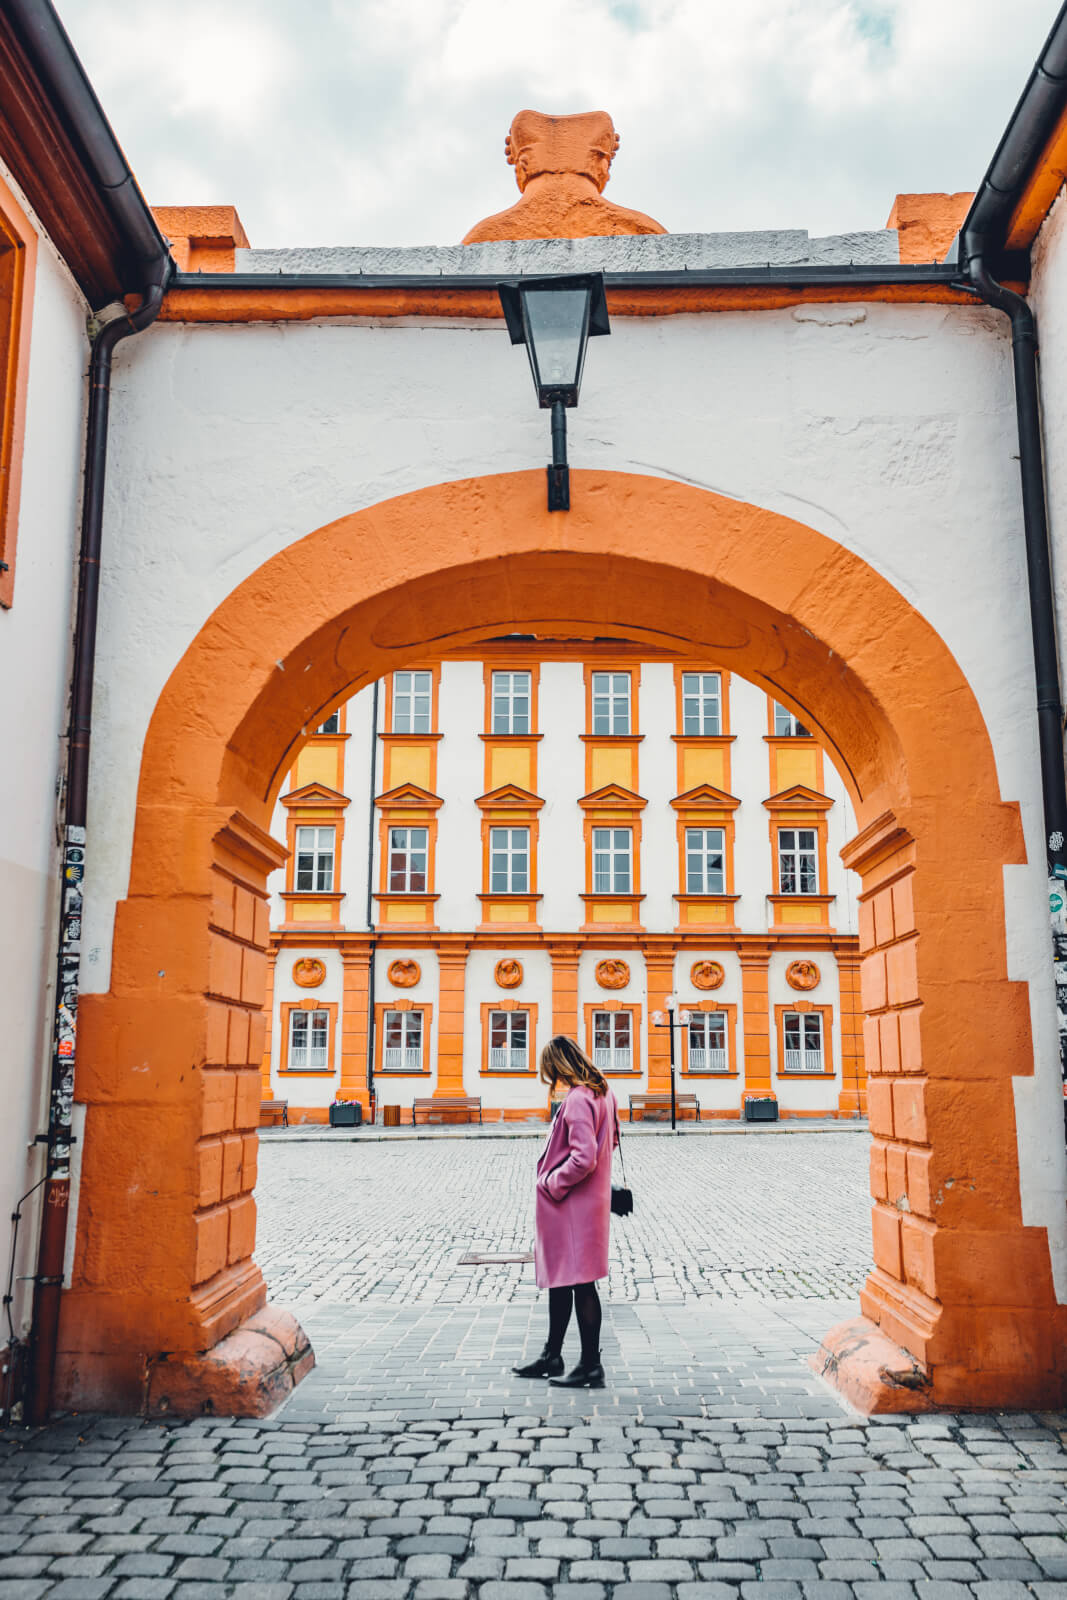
[
  {"x1": 0, "y1": 171, "x2": 37, "y2": 608},
  {"x1": 480, "y1": 998, "x2": 539, "y2": 1076},
  {"x1": 764, "y1": 787, "x2": 835, "y2": 933},
  {"x1": 775, "y1": 1001, "x2": 835, "y2": 1078},
  {"x1": 374, "y1": 784, "x2": 442, "y2": 930},
  {"x1": 580, "y1": 789, "x2": 646, "y2": 932},
  {"x1": 582, "y1": 662, "x2": 643, "y2": 793},
  {"x1": 672, "y1": 665, "x2": 735, "y2": 795},
  {"x1": 280, "y1": 784, "x2": 349, "y2": 929},
  {"x1": 583, "y1": 1000, "x2": 642, "y2": 1077},
  {"x1": 374, "y1": 998, "x2": 434, "y2": 1076},
  {"x1": 679, "y1": 1000, "x2": 739, "y2": 1078},
  {"x1": 279, "y1": 999, "x2": 338, "y2": 1076}
]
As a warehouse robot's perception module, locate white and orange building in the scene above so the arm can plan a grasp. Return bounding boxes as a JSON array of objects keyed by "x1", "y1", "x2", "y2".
[{"x1": 262, "y1": 646, "x2": 862, "y2": 1122}]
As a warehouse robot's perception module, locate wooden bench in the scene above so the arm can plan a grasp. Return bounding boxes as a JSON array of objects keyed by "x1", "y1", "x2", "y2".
[
  {"x1": 260, "y1": 1099, "x2": 289, "y2": 1127},
  {"x1": 412, "y1": 1095, "x2": 482, "y2": 1126},
  {"x1": 628, "y1": 1092, "x2": 702, "y2": 1122}
]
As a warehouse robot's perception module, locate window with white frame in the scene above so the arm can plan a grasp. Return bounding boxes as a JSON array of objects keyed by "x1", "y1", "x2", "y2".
[
  {"x1": 294, "y1": 826, "x2": 335, "y2": 892},
  {"x1": 687, "y1": 1011, "x2": 729, "y2": 1072},
  {"x1": 392, "y1": 670, "x2": 432, "y2": 733},
  {"x1": 489, "y1": 1010, "x2": 529, "y2": 1071},
  {"x1": 289, "y1": 1008, "x2": 329, "y2": 1070},
  {"x1": 491, "y1": 670, "x2": 532, "y2": 734},
  {"x1": 388, "y1": 826, "x2": 428, "y2": 893},
  {"x1": 592, "y1": 1010, "x2": 632, "y2": 1072},
  {"x1": 591, "y1": 671, "x2": 631, "y2": 734},
  {"x1": 316, "y1": 710, "x2": 340, "y2": 734},
  {"x1": 773, "y1": 701, "x2": 811, "y2": 737},
  {"x1": 681, "y1": 672, "x2": 721, "y2": 735},
  {"x1": 489, "y1": 826, "x2": 529, "y2": 893},
  {"x1": 382, "y1": 1009, "x2": 424, "y2": 1072},
  {"x1": 685, "y1": 827, "x2": 725, "y2": 894},
  {"x1": 592, "y1": 827, "x2": 633, "y2": 893},
  {"x1": 783, "y1": 1011, "x2": 824, "y2": 1072},
  {"x1": 777, "y1": 828, "x2": 818, "y2": 894}
]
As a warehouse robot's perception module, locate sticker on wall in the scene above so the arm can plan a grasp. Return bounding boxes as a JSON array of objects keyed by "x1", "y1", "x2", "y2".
[
  {"x1": 495, "y1": 958, "x2": 524, "y2": 989},
  {"x1": 595, "y1": 958, "x2": 630, "y2": 990},
  {"x1": 690, "y1": 960, "x2": 724, "y2": 991},
  {"x1": 786, "y1": 959, "x2": 821, "y2": 992},
  {"x1": 292, "y1": 957, "x2": 327, "y2": 989},
  {"x1": 388, "y1": 958, "x2": 421, "y2": 988}
]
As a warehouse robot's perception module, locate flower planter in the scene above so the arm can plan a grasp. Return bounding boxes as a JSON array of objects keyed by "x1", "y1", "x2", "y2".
[
  {"x1": 329, "y1": 1101, "x2": 362, "y2": 1128},
  {"x1": 743, "y1": 1096, "x2": 778, "y2": 1123}
]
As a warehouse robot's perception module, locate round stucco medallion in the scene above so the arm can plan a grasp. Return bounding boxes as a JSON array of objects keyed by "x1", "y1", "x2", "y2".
[
  {"x1": 388, "y1": 958, "x2": 421, "y2": 989},
  {"x1": 292, "y1": 957, "x2": 326, "y2": 989},
  {"x1": 786, "y1": 959, "x2": 821, "y2": 992},
  {"x1": 595, "y1": 958, "x2": 630, "y2": 990},
  {"x1": 691, "y1": 960, "x2": 725, "y2": 991},
  {"x1": 495, "y1": 958, "x2": 524, "y2": 989}
]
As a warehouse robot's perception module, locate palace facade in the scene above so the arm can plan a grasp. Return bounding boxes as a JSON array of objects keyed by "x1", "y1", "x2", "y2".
[{"x1": 262, "y1": 646, "x2": 862, "y2": 1121}]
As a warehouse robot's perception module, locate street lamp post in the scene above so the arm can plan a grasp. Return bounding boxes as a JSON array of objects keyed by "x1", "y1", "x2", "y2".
[
  {"x1": 497, "y1": 272, "x2": 611, "y2": 511},
  {"x1": 651, "y1": 995, "x2": 691, "y2": 1133}
]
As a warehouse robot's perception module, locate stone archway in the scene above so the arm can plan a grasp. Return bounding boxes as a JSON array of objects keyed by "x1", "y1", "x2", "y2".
[{"x1": 61, "y1": 469, "x2": 1066, "y2": 1415}]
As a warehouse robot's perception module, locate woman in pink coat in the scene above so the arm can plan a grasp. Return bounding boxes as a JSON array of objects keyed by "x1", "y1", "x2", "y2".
[{"x1": 513, "y1": 1035, "x2": 618, "y2": 1389}]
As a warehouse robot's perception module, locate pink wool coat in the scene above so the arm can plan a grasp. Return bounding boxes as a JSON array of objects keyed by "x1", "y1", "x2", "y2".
[{"x1": 534, "y1": 1084, "x2": 618, "y2": 1289}]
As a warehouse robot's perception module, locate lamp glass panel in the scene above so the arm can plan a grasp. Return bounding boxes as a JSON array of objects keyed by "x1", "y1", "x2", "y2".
[{"x1": 522, "y1": 287, "x2": 590, "y2": 397}]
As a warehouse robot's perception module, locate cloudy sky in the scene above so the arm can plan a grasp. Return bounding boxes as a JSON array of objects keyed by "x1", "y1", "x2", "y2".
[{"x1": 59, "y1": 0, "x2": 1060, "y2": 250}]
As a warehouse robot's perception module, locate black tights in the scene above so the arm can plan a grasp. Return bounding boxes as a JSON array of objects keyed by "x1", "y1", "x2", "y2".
[{"x1": 547, "y1": 1282, "x2": 601, "y2": 1365}]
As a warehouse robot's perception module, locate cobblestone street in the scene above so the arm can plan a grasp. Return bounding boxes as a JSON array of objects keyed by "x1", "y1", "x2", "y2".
[{"x1": 2, "y1": 1127, "x2": 1066, "y2": 1599}]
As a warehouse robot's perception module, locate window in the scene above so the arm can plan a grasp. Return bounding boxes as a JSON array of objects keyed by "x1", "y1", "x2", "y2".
[
  {"x1": 591, "y1": 671, "x2": 631, "y2": 734},
  {"x1": 289, "y1": 1008, "x2": 329, "y2": 1070},
  {"x1": 294, "y1": 826, "x2": 335, "y2": 892},
  {"x1": 681, "y1": 672, "x2": 721, "y2": 735},
  {"x1": 593, "y1": 827, "x2": 632, "y2": 893},
  {"x1": 491, "y1": 671, "x2": 532, "y2": 734},
  {"x1": 592, "y1": 1011, "x2": 631, "y2": 1072},
  {"x1": 317, "y1": 711, "x2": 340, "y2": 734},
  {"x1": 489, "y1": 1010, "x2": 529, "y2": 1071},
  {"x1": 778, "y1": 828, "x2": 818, "y2": 894},
  {"x1": 685, "y1": 827, "x2": 725, "y2": 894},
  {"x1": 783, "y1": 1011, "x2": 824, "y2": 1072},
  {"x1": 388, "y1": 827, "x2": 428, "y2": 892},
  {"x1": 687, "y1": 1012, "x2": 729, "y2": 1073},
  {"x1": 382, "y1": 1009, "x2": 423, "y2": 1072},
  {"x1": 392, "y1": 670, "x2": 432, "y2": 733},
  {"x1": 490, "y1": 827, "x2": 529, "y2": 893},
  {"x1": 773, "y1": 701, "x2": 811, "y2": 737}
]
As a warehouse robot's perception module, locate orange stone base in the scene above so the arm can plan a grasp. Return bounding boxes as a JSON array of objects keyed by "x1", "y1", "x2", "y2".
[
  {"x1": 810, "y1": 1317, "x2": 936, "y2": 1414},
  {"x1": 145, "y1": 1306, "x2": 314, "y2": 1419}
]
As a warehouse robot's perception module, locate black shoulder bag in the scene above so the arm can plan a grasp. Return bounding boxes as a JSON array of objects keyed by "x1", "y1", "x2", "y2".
[{"x1": 610, "y1": 1106, "x2": 634, "y2": 1217}]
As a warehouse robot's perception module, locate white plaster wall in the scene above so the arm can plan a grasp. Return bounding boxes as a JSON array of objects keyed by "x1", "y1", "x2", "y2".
[
  {"x1": 538, "y1": 662, "x2": 585, "y2": 930},
  {"x1": 270, "y1": 946, "x2": 344, "y2": 1108},
  {"x1": 0, "y1": 159, "x2": 87, "y2": 1336},
  {"x1": 339, "y1": 682, "x2": 376, "y2": 920},
  {"x1": 75, "y1": 293, "x2": 1066, "y2": 1289},
  {"x1": 461, "y1": 947, "x2": 552, "y2": 1107},
  {"x1": 374, "y1": 946, "x2": 440, "y2": 1110},
  {"x1": 435, "y1": 662, "x2": 484, "y2": 932},
  {"x1": 636, "y1": 663, "x2": 676, "y2": 930}
]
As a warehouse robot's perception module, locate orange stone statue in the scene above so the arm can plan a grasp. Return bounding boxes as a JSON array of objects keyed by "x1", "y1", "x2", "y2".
[{"x1": 463, "y1": 109, "x2": 666, "y2": 244}]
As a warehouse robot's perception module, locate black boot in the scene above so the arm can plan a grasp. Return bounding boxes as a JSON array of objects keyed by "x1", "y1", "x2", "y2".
[
  {"x1": 512, "y1": 1344, "x2": 564, "y2": 1379},
  {"x1": 549, "y1": 1353, "x2": 605, "y2": 1388}
]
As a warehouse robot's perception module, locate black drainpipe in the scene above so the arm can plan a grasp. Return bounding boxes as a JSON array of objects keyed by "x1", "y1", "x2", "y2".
[
  {"x1": 365, "y1": 679, "x2": 380, "y2": 1118},
  {"x1": 26, "y1": 267, "x2": 170, "y2": 1428}
]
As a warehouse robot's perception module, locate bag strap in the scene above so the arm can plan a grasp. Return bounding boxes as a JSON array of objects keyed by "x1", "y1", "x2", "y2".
[{"x1": 613, "y1": 1104, "x2": 629, "y2": 1184}]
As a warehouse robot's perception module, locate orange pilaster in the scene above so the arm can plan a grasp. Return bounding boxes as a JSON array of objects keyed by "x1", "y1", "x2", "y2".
[
  {"x1": 340, "y1": 946, "x2": 372, "y2": 1109},
  {"x1": 645, "y1": 952, "x2": 675, "y2": 1097},
  {"x1": 836, "y1": 949, "x2": 865, "y2": 1116},
  {"x1": 434, "y1": 945, "x2": 469, "y2": 1098},
  {"x1": 739, "y1": 943, "x2": 772, "y2": 1097},
  {"x1": 260, "y1": 947, "x2": 276, "y2": 1101},
  {"x1": 550, "y1": 942, "x2": 581, "y2": 1039}
]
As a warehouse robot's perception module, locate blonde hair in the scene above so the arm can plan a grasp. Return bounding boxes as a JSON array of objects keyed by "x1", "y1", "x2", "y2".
[{"x1": 539, "y1": 1034, "x2": 608, "y2": 1097}]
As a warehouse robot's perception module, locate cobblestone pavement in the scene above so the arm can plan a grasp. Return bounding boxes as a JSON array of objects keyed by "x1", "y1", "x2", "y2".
[
  {"x1": 254, "y1": 1129, "x2": 873, "y2": 1307},
  {"x1": 2, "y1": 1129, "x2": 1066, "y2": 1598}
]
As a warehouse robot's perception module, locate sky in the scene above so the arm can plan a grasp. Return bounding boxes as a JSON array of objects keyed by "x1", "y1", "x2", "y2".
[{"x1": 58, "y1": 0, "x2": 1062, "y2": 250}]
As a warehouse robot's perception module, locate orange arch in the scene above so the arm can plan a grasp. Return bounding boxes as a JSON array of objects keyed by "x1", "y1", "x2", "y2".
[{"x1": 65, "y1": 469, "x2": 1064, "y2": 1416}]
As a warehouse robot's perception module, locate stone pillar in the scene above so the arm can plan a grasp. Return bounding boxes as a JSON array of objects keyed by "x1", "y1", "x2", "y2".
[
  {"x1": 433, "y1": 943, "x2": 469, "y2": 1098},
  {"x1": 340, "y1": 943, "x2": 372, "y2": 1110},
  {"x1": 835, "y1": 947, "x2": 865, "y2": 1117},
  {"x1": 739, "y1": 942, "x2": 773, "y2": 1099},
  {"x1": 644, "y1": 949, "x2": 676, "y2": 1098}
]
